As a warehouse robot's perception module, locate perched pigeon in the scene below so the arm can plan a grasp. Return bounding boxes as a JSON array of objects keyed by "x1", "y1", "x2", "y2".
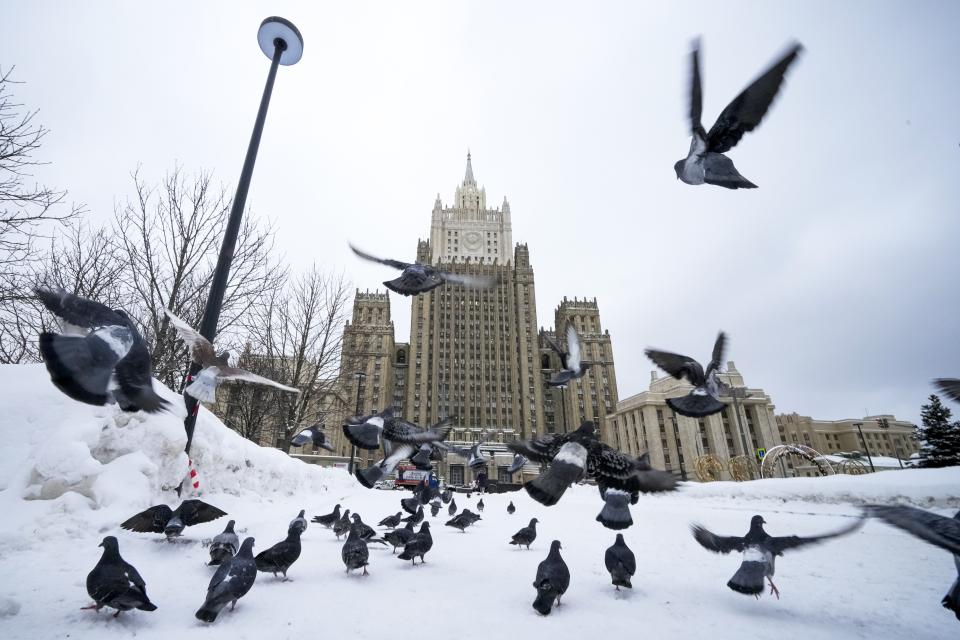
[
  {"x1": 646, "y1": 332, "x2": 729, "y2": 418},
  {"x1": 544, "y1": 324, "x2": 589, "y2": 387},
  {"x1": 934, "y1": 379, "x2": 960, "y2": 405},
  {"x1": 350, "y1": 514, "x2": 378, "y2": 541},
  {"x1": 121, "y1": 500, "x2": 226, "y2": 539},
  {"x1": 34, "y1": 287, "x2": 168, "y2": 413},
  {"x1": 604, "y1": 534, "x2": 636, "y2": 591},
  {"x1": 401, "y1": 506, "x2": 425, "y2": 526},
  {"x1": 532, "y1": 540, "x2": 570, "y2": 615},
  {"x1": 401, "y1": 496, "x2": 421, "y2": 515},
  {"x1": 448, "y1": 499, "x2": 458, "y2": 516},
  {"x1": 255, "y1": 528, "x2": 302, "y2": 580},
  {"x1": 477, "y1": 498, "x2": 485, "y2": 512},
  {"x1": 350, "y1": 244, "x2": 498, "y2": 296},
  {"x1": 692, "y1": 514, "x2": 864, "y2": 598},
  {"x1": 195, "y1": 537, "x2": 257, "y2": 623},
  {"x1": 508, "y1": 454, "x2": 528, "y2": 475},
  {"x1": 288, "y1": 509, "x2": 308, "y2": 535},
  {"x1": 333, "y1": 509, "x2": 353, "y2": 540},
  {"x1": 312, "y1": 504, "x2": 341, "y2": 528},
  {"x1": 342, "y1": 524, "x2": 371, "y2": 575},
  {"x1": 290, "y1": 423, "x2": 334, "y2": 451},
  {"x1": 461, "y1": 510, "x2": 482, "y2": 525},
  {"x1": 208, "y1": 520, "x2": 239, "y2": 566},
  {"x1": 355, "y1": 442, "x2": 417, "y2": 489},
  {"x1": 384, "y1": 521, "x2": 416, "y2": 554},
  {"x1": 163, "y1": 309, "x2": 300, "y2": 403},
  {"x1": 674, "y1": 39, "x2": 803, "y2": 189},
  {"x1": 84, "y1": 536, "x2": 157, "y2": 617},
  {"x1": 510, "y1": 518, "x2": 540, "y2": 550},
  {"x1": 446, "y1": 510, "x2": 481, "y2": 533},
  {"x1": 865, "y1": 504, "x2": 960, "y2": 620},
  {"x1": 441, "y1": 488, "x2": 453, "y2": 504},
  {"x1": 430, "y1": 501, "x2": 441, "y2": 518},
  {"x1": 507, "y1": 501, "x2": 516, "y2": 515},
  {"x1": 379, "y1": 512, "x2": 403, "y2": 529},
  {"x1": 397, "y1": 522, "x2": 433, "y2": 565}
]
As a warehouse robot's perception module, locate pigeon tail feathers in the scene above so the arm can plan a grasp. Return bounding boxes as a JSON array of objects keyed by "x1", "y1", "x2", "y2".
[
  {"x1": 727, "y1": 560, "x2": 767, "y2": 595},
  {"x1": 185, "y1": 369, "x2": 219, "y2": 403},
  {"x1": 596, "y1": 489, "x2": 634, "y2": 530},
  {"x1": 944, "y1": 577, "x2": 960, "y2": 620}
]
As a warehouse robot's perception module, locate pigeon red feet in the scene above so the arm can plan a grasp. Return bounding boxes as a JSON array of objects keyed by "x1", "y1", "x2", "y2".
[{"x1": 768, "y1": 578, "x2": 780, "y2": 600}]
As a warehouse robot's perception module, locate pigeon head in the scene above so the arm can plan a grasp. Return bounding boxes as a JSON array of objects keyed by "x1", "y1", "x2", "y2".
[
  {"x1": 750, "y1": 515, "x2": 766, "y2": 529},
  {"x1": 419, "y1": 522, "x2": 431, "y2": 532},
  {"x1": 215, "y1": 351, "x2": 231, "y2": 366},
  {"x1": 225, "y1": 520, "x2": 236, "y2": 533},
  {"x1": 99, "y1": 536, "x2": 120, "y2": 552},
  {"x1": 673, "y1": 160, "x2": 684, "y2": 179},
  {"x1": 530, "y1": 518, "x2": 539, "y2": 527},
  {"x1": 615, "y1": 533, "x2": 625, "y2": 544},
  {"x1": 238, "y1": 537, "x2": 256, "y2": 556},
  {"x1": 351, "y1": 513, "x2": 362, "y2": 523},
  {"x1": 297, "y1": 509, "x2": 305, "y2": 518},
  {"x1": 550, "y1": 540, "x2": 563, "y2": 552}
]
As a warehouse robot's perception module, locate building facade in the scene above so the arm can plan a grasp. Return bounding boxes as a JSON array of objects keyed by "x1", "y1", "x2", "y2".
[{"x1": 776, "y1": 413, "x2": 918, "y2": 463}]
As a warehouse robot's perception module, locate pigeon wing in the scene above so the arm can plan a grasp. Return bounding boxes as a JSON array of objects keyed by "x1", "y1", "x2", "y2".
[
  {"x1": 933, "y1": 379, "x2": 960, "y2": 404},
  {"x1": 705, "y1": 331, "x2": 727, "y2": 377},
  {"x1": 215, "y1": 366, "x2": 300, "y2": 394},
  {"x1": 34, "y1": 287, "x2": 124, "y2": 328},
  {"x1": 542, "y1": 332, "x2": 567, "y2": 360},
  {"x1": 508, "y1": 434, "x2": 563, "y2": 464},
  {"x1": 691, "y1": 524, "x2": 746, "y2": 554},
  {"x1": 645, "y1": 348, "x2": 704, "y2": 385},
  {"x1": 177, "y1": 500, "x2": 228, "y2": 528},
  {"x1": 438, "y1": 270, "x2": 498, "y2": 289},
  {"x1": 162, "y1": 309, "x2": 216, "y2": 365},
  {"x1": 689, "y1": 38, "x2": 706, "y2": 138},
  {"x1": 121, "y1": 505, "x2": 174, "y2": 534},
  {"x1": 565, "y1": 324, "x2": 583, "y2": 371},
  {"x1": 120, "y1": 559, "x2": 148, "y2": 589},
  {"x1": 349, "y1": 244, "x2": 413, "y2": 271},
  {"x1": 113, "y1": 350, "x2": 169, "y2": 413},
  {"x1": 865, "y1": 505, "x2": 960, "y2": 555},
  {"x1": 767, "y1": 516, "x2": 864, "y2": 555},
  {"x1": 706, "y1": 42, "x2": 803, "y2": 154}
]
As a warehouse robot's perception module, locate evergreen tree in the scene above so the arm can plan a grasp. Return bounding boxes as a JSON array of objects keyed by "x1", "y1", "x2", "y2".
[{"x1": 916, "y1": 394, "x2": 960, "y2": 468}]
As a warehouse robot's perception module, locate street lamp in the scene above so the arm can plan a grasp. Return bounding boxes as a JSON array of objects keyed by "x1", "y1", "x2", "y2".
[
  {"x1": 179, "y1": 17, "x2": 303, "y2": 494},
  {"x1": 348, "y1": 371, "x2": 366, "y2": 474},
  {"x1": 853, "y1": 422, "x2": 876, "y2": 472},
  {"x1": 727, "y1": 386, "x2": 753, "y2": 458},
  {"x1": 668, "y1": 415, "x2": 688, "y2": 481}
]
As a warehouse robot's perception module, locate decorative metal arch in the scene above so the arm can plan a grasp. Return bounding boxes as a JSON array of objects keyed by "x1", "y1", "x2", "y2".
[
  {"x1": 836, "y1": 458, "x2": 870, "y2": 475},
  {"x1": 694, "y1": 454, "x2": 725, "y2": 482},
  {"x1": 760, "y1": 444, "x2": 836, "y2": 478},
  {"x1": 729, "y1": 455, "x2": 759, "y2": 482}
]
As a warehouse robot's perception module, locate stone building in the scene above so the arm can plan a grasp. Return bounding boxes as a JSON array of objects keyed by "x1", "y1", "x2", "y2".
[{"x1": 776, "y1": 413, "x2": 917, "y2": 463}]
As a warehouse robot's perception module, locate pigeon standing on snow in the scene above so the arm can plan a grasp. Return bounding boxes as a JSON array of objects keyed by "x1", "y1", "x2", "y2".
[
  {"x1": 333, "y1": 509, "x2": 353, "y2": 540},
  {"x1": 312, "y1": 504, "x2": 341, "y2": 528},
  {"x1": 342, "y1": 524, "x2": 371, "y2": 575},
  {"x1": 195, "y1": 537, "x2": 257, "y2": 623},
  {"x1": 532, "y1": 540, "x2": 570, "y2": 616},
  {"x1": 441, "y1": 488, "x2": 453, "y2": 504},
  {"x1": 163, "y1": 309, "x2": 300, "y2": 403},
  {"x1": 401, "y1": 506, "x2": 424, "y2": 526},
  {"x1": 446, "y1": 510, "x2": 481, "y2": 532},
  {"x1": 350, "y1": 244, "x2": 497, "y2": 296},
  {"x1": 34, "y1": 287, "x2": 168, "y2": 413},
  {"x1": 448, "y1": 498, "x2": 458, "y2": 516},
  {"x1": 384, "y1": 521, "x2": 416, "y2": 554},
  {"x1": 477, "y1": 498, "x2": 485, "y2": 512},
  {"x1": 604, "y1": 534, "x2": 636, "y2": 591},
  {"x1": 430, "y1": 500, "x2": 441, "y2": 518},
  {"x1": 350, "y1": 514, "x2": 378, "y2": 541},
  {"x1": 208, "y1": 520, "x2": 239, "y2": 566},
  {"x1": 84, "y1": 536, "x2": 157, "y2": 617},
  {"x1": 507, "y1": 501, "x2": 516, "y2": 515},
  {"x1": 121, "y1": 500, "x2": 227, "y2": 539},
  {"x1": 934, "y1": 379, "x2": 960, "y2": 405},
  {"x1": 692, "y1": 514, "x2": 864, "y2": 598},
  {"x1": 379, "y1": 512, "x2": 403, "y2": 529},
  {"x1": 510, "y1": 518, "x2": 540, "y2": 550},
  {"x1": 397, "y1": 522, "x2": 433, "y2": 565},
  {"x1": 288, "y1": 510, "x2": 308, "y2": 535},
  {"x1": 865, "y1": 504, "x2": 960, "y2": 620},
  {"x1": 544, "y1": 324, "x2": 589, "y2": 387},
  {"x1": 290, "y1": 423, "x2": 335, "y2": 451},
  {"x1": 674, "y1": 39, "x2": 803, "y2": 189},
  {"x1": 255, "y1": 527, "x2": 302, "y2": 580},
  {"x1": 646, "y1": 332, "x2": 729, "y2": 418}
]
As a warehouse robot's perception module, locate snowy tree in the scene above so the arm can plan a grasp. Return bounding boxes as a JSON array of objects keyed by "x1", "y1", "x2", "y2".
[{"x1": 915, "y1": 394, "x2": 960, "y2": 468}]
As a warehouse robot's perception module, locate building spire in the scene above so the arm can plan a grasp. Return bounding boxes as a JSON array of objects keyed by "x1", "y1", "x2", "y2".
[{"x1": 464, "y1": 150, "x2": 476, "y2": 186}]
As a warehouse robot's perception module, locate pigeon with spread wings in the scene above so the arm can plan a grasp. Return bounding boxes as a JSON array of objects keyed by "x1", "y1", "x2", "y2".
[
  {"x1": 646, "y1": 331, "x2": 729, "y2": 418},
  {"x1": 290, "y1": 423, "x2": 335, "y2": 451},
  {"x1": 120, "y1": 499, "x2": 226, "y2": 539},
  {"x1": 544, "y1": 324, "x2": 589, "y2": 387},
  {"x1": 350, "y1": 244, "x2": 497, "y2": 296}
]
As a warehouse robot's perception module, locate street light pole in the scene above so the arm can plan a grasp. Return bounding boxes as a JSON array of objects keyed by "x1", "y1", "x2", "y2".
[
  {"x1": 728, "y1": 386, "x2": 752, "y2": 458},
  {"x1": 349, "y1": 371, "x2": 366, "y2": 474},
  {"x1": 669, "y1": 415, "x2": 688, "y2": 481},
  {"x1": 178, "y1": 17, "x2": 303, "y2": 496},
  {"x1": 853, "y1": 422, "x2": 876, "y2": 472}
]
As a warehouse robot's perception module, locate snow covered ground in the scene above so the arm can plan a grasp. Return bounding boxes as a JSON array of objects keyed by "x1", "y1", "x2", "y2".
[{"x1": 1, "y1": 364, "x2": 958, "y2": 640}]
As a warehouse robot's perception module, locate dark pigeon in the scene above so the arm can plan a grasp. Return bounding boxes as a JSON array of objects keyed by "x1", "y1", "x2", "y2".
[
  {"x1": 446, "y1": 510, "x2": 481, "y2": 533},
  {"x1": 288, "y1": 509, "x2": 308, "y2": 535},
  {"x1": 674, "y1": 39, "x2": 803, "y2": 189},
  {"x1": 441, "y1": 488, "x2": 453, "y2": 504},
  {"x1": 934, "y1": 379, "x2": 960, "y2": 405},
  {"x1": 208, "y1": 520, "x2": 239, "y2": 566},
  {"x1": 605, "y1": 534, "x2": 636, "y2": 590},
  {"x1": 532, "y1": 540, "x2": 570, "y2": 615},
  {"x1": 415, "y1": 477, "x2": 439, "y2": 505},
  {"x1": 290, "y1": 423, "x2": 335, "y2": 451},
  {"x1": 510, "y1": 518, "x2": 540, "y2": 550},
  {"x1": 350, "y1": 513, "x2": 378, "y2": 541},
  {"x1": 477, "y1": 498, "x2": 485, "y2": 512},
  {"x1": 355, "y1": 443, "x2": 416, "y2": 489},
  {"x1": 410, "y1": 442, "x2": 445, "y2": 470},
  {"x1": 692, "y1": 514, "x2": 864, "y2": 598},
  {"x1": 646, "y1": 332, "x2": 729, "y2": 418},
  {"x1": 384, "y1": 521, "x2": 416, "y2": 554},
  {"x1": 448, "y1": 499, "x2": 458, "y2": 516},
  {"x1": 507, "y1": 501, "x2": 516, "y2": 515},
  {"x1": 333, "y1": 509, "x2": 353, "y2": 540},
  {"x1": 84, "y1": 536, "x2": 157, "y2": 617},
  {"x1": 312, "y1": 504, "x2": 341, "y2": 528},
  {"x1": 397, "y1": 522, "x2": 433, "y2": 565},
  {"x1": 35, "y1": 287, "x2": 168, "y2": 413},
  {"x1": 379, "y1": 512, "x2": 403, "y2": 529},
  {"x1": 865, "y1": 504, "x2": 960, "y2": 620},
  {"x1": 508, "y1": 453, "x2": 527, "y2": 475},
  {"x1": 121, "y1": 500, "x2": 226, "y2": 539},
  {"x1": 195, "y1": 537, "x2": 257, "y2": 623},
  {"x1": 350, "y1": 244, "x2": 498, "y2": 296},
  {"x1": 255, "y1": 528, "x2": 302, "y2": 580},
  {"x1": 461, "y1": 510, "x2": 482, "y2": 525},
  {"x1": 401, "y1": 506, "x2": 424, "y2": 526},
  {"x1": 342, "y1": 524, "x2": 371, "y2": 575},
  {"x1": 544, "y1": 324, "x2": 589, "y2": 387},
  {"x1": 430, "y1": 500, "x2": 441, "y2": 518},
  {"x1": 341, "y1": 408, "x2": 395, "y2": 450},
  {"x1": 401, "y1": 496, "x2": 421, "y2": 515}
]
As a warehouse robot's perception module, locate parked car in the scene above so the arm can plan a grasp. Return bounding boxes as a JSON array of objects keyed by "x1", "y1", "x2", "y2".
[{"x1": 373, "y1": 479, "x2": 396, "y2": 490}]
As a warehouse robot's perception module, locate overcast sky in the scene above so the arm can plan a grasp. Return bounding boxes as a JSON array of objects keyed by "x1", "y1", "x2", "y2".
[{"x1": 3, "y1": 1, "x2": 959, "y2": 425}]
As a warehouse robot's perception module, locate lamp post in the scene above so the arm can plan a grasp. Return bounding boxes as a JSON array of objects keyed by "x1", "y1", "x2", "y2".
[
  {"x1": 853, "y1": 422, "x2": 876, "y2": 472},
  {"x1": 668, "y1": 415, "x2": 688, "y2": 481},
  {"x1": 727, "y1": 386, "x2": 753, "y2": 458},
  {"x1": 178, "y1": 17, "x2": 303, "y2": 495},
  {"x1": 348, "y1": 371, "x2": 366, "y2": 474}
]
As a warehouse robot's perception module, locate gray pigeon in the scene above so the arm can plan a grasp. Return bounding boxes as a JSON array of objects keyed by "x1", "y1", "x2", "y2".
[
  {"x1": 510, "y1": 518, "x2": 539, "y2": 550},
  {"x1": 544, "y1": 324, "x2": 589, "y2": 387},
  {"x1": 508, "y1": 453, "x2": 527, "y2": 475},
  {"x1": 379, "y1": 512, "x2": 403, "y2": 529},
  {"x1": 350, "y1": 513, "x2": 378, "y2": 541},
  {"x1": 288, "y1": 509, "x2": 308, "y2": 535},
  {"x1": 195, "y1": 537, "x2": 257, "y2": 623},
  {"x1": 355, "y1": 442, "x2": 417, "y2": 489},
  {"x1": 532, "y1": 540, "x2": 570, "y2": 615},
  {"x1": 448, "y1": 499, "x2": 458, "y2": 516},
  {"x1": 507, "y1": 501, "x2": 516, "y2": 515},
  {"x1": 477, "y1": 498, "x2": 485, "y2": 512},
  {"x1": 446, "y1": 510, "x2": 481, "y2": 532},
  {"x1": 397, "y1": 522, "x2": 433, "y2": 565},
  {"x1": 255, "y1": 528, "x2": 302, "y2": 580},
  {"x1": 430, "y1": 500, "x2": 441, "y2": 518},
  {"x1": 342, "y1": 524, "x2": 371, "y2": 575},
  {"x1": 441, "y1": 488, "x2": 453, "y2": 504},
  {"x1": 384, "y1": 521, "x2": 416, "y2": 554},
  {"x1": 604, "y1": 534, "x2": 636, "y2": 590},
  {"x1": 692, "y1": 514, "x2": 864, "y2": 598},
  {"x1": 208, "y1": 520, "x2": 239, "y2": 566},
  {"x1": 120, "y1": 499, "x2": 226, "y2": 539},
  {"x1": 401, "y1": 496, "x2": 421, "y2": 515},
  {"x1": 675, "y1": 40, "x2": 803, "y2": 189},
  {"x1": 934, "y1": 379, "x2": 960, "y2": 405},
  {"x1": 84, "y1": 536, "x2": 157, "y2": 617},
  {"x1": 401, "y1": 506, "x2": 424, "y2": 526},
  {"x1": 290, "y1": 423, "x2": 335, "y2": 451},
  {"x1": 350, "y1": 244, "x2": 497, "y2": 296},
  {"x1": 35, "y1": 287, "x2": 168, "y2": 413},
  {"x1": 312, "y1": 504, "x2": 341, "y2": 528},
  {"x1": 865, "y1": 504, "x2": 960, "y2": 620},
  {"x1": 333, "y1": 509, "x2": 353, "y2": 540},
  {"x1": 645, "y1": 332, "x2": 729, "y2": 418},
  {"x1": 447, "y1": 432, "x2": 492, "y2": 471}
]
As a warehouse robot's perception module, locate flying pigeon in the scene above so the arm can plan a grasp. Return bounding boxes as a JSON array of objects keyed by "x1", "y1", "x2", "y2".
[
  {"x1": 288, "y1": 509, "x2": 308, "y2": 535},
  {"x1": 544, "y1": 324, "x2": 589, "y2": 387},
  {"x1": 312, "y1": 504, "x2": 341, "y2": 528},
  {"x1": 290, "y1": 423, "x2": 335, "y2": 451},
  {"x1": 355, "y1": 443, "x2": 417, "y2": 489},
  {"x1": 34, "y1": 287, "x2": 168, "y2": 413},
  {"x1": 477, "y1": 498, "x2": 485, "y2": 512},
  {"x1": 208, "y1": 520, "x2": 239, "y2": 566},
  {"x1": 397, "y1": 522, "x2": 433, "y2": 565},
  {"x1": 333, "y1": 510, "x2": 353, "y2": 540},
  {"x1": 507, "y1": 501, "x2": 516, "y2": 515},
  {"x1": 379, "y1": 512, "x2": 403, "y2": 529},
  {"x1": 645, "y1": 332, "x2": 729, "y2": 418},
  {"x1": 255, "y1": 527, "x2": 302, "y2": 580},
  {"x1": 865, "y1": 504, "x2": 960, "y2": 620},
  {"x1": 384, "y1": 521, "x2": 416, "y2": 554},
  {"x1": 342, "y1": 524, "x2": 371, "y2": 575},
  {"x1": 401, "y1": 506, "x2": 425, "y2": 526},
  {"x1": 446, "y1": 512, "x2": 478, "y2": 533},
  {"x1": 934, "y1": 379, "x2": 960, "y2": 405},
  {"x1": 532, "y1": 540, "x2": 570, "y2": 615},
  {"x1": 401, "y1": 496, "x2": 421, "y2": 515},
  {"x1": 121, "y1": 500, "x2": 226, "y2": 539},
  {"x1": 441, "y1": 488, "x2": 453, "y2": 504},
  {"x1": 163, "y1": 309, "x2": 300, "y2": 404},
  {"x1": 415, "y1": 477, "x2": 440, "y2": 505},
  {"x1": 84, "y1": 536, "x2": 157, "y2": 617},
  {"x1": 674, "y1": 39, "x2": 803, "y2": 189},
  {"x1": 195, "y1": 537, "x2": 257, "y2": 623},
  {"x1": 430, "y1": 500, "x2": 441, "y2": 517},
  {"x1": 343, "y1": 409, "x2": 452, "y2": 453},
  {"x1": 448, "y1": 499, "x2": 458, "y2": 516},
  {"x1": 605, "y1": 534, "x2": 636, "y2": 591},
  {"x1": 508, "y1": 454, "x2": 527, "y2": 475},
  {"x1": 510, "y1": 518, "x2": 540, "y2": 550},
  {"x1": 350, "y1": 244, "x2": 498, "y2": 296},
  {"x1": 410, "y1": 442, "x2": 445, "y2": 470},
  {"x1": 692, "y1": 514, "x2": 864, "y2": 598}
]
